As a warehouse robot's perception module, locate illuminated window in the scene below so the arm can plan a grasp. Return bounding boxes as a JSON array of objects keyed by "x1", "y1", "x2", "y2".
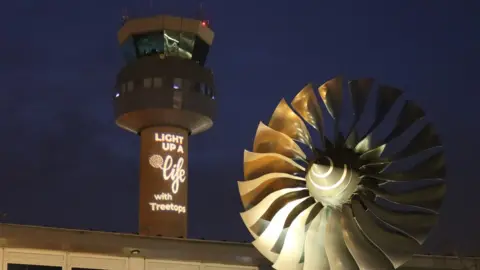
[
  {"x1": 133, "y1": 31, "x2": 164, "y2": 57},
  {"x1": 144, "y1": 78, "x2": 152, "y2": 88},
  {"x1": 164, "y1": 30, "x2": 180, "y2": 57},
  {"x1": 179, "y1": 32, "x2": 195, "y2": 59},
  {"x1": 153, "y1": 77, "x2": 163, "y2": 88},
  {"x1": 173, "y1": 78, "x2": 183, "y2": 89},
  {"x1": 127, "y1": 81, "x2": 134, "y2": 91}
]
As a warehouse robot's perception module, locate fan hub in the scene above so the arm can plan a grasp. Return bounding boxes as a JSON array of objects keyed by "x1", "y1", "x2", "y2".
[{"x1": 305, "y1": 155, "x2": 360, "y2": 207}]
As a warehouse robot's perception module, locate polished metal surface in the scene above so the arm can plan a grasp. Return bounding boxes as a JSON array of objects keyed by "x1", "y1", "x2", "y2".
[{"x1": 238, "y1": 77, "x2": 446, "y2": 270}]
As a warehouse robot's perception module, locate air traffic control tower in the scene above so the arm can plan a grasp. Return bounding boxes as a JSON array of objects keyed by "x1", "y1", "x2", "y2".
[{"x1": 113, "y1": 15, "x2": 216, "y2": 238}]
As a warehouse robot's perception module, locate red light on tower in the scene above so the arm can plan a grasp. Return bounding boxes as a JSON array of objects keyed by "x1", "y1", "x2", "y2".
[{"x1": 201, "y1": 21, "x2": 207, "y2": 26}]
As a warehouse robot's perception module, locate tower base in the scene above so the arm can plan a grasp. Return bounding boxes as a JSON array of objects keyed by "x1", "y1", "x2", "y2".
[{"x1": 138, "y1": 126, "x2": 189, "y2": 237}]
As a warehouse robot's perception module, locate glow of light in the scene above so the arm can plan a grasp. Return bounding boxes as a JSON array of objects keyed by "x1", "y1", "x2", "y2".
[
  {"x1": 115, "y1": 93, "x2": 120, "y2": 98},
  {"x1": 201, "y1": 21, "x2": 207, "y2": 26},
  {"x1": 173, "y1": 85, "x2": 179, "y2": 89},
  {"x1": 309, "y1": 163, "x2": 348, "y2": 191}
]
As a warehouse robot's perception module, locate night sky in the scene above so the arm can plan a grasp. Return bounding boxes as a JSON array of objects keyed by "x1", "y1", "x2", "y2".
[{"x1": 0, "y1": 0, "x2": 478, "y2": 257}]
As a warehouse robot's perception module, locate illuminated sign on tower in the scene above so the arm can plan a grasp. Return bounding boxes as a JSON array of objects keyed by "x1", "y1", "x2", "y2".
[
  {"x1": 140, "y1": 127, "x2": 189, "y2": 236},
  {"x1": 113, "y1": 15, "x2": 216, "y2": 237}
]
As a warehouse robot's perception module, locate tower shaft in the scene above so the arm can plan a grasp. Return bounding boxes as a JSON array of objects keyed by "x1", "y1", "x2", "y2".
[{"x1": 139, "y1": 126, "x2": 189, "y2": 237}]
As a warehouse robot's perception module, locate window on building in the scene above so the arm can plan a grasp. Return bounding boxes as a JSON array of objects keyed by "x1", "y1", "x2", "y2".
[
  {"x1": 7, "y1": 264, "x2": 62, "y2": 270},
  {"x1": 199, "y1": 83, "x2": 207, "y2": 95},
  {"x1": 182, "y1": 79, "x2": 191, "y2": 90},
  {"x1": 178, "y1": 32, "x2": 195, "y2": 59},
  {"x1": 192, "y1": 36, "x2": 210, "y2": 66},
  {"x1": 120, "y1": 36, "x2": 136, "y2": 63},
  {"x1": 127, "y1": 81, "x2": 134, "y2": 91},
  {"x1": 164, "y1": 30, "x2": 180, "y2": 57},
  {"x1": 153, "y1": 77, "x2": 163, "y2": 88},
  {"x1": 133, "y1": 31, "x2": 164, "y2": 58},
  {"x1": 173, "y1": 78, "x2": 183, "y2": 89},
  {"x1": 143, "y1": 78, "x2": 152, "y2": 88},
  {"x1": 121, "y1": 84, "x2": 126, "y2": 93},
  {"x1": 173, "y1": 91, "x2": 182, "y2": 109}
]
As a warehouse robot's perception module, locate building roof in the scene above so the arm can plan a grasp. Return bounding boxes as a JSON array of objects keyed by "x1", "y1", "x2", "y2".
[
  {"x1": 117, "y1": 15, "x2": 215, "y2": 45},
  {"x1": 0, "y1": 223, "x2": 269, "y2": 268}
]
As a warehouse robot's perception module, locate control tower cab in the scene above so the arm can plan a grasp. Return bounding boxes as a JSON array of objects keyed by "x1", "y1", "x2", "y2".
[
  {"x1": 113, "y1": 15, "x2": 216, "y2": 238},
  {"x1": 114, "y1": 15, "x2": 215, "y2": 134}
]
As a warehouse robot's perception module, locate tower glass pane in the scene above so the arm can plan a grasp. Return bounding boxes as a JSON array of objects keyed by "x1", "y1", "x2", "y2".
[
  {"x1": 192, "y1": 36, "x2": 210, "y2": 66},
  {"x1": 163, "y1": 30, "x2": 180, "y2": 57},
  {"x1": 133, "y1": 31, "x2": 165, "y2": 57},
  {"x1": 120, "y1": 36, "x2": 136, "y2": 63},
  {"x1": 179, "y1": 32, "x2": 195, "y2": 59}
]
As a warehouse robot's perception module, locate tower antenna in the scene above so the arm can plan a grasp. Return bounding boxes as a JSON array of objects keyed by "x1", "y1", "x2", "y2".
[
  {"x1": 121, "y1": 7, "x2": 129, "y2": 25},
  {"x1": 197, "y1": 2, "x2": 210, "y2": 26}
]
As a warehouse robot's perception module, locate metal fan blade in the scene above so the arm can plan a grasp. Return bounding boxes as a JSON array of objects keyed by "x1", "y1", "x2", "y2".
[
  {"x1": 359, "y1": 144, "x2": 386, "y2": 161},
  {"x1": 238, "y1": 172, "x2": 305, "y2": 209},
  {"x1": 359, "y1": 194, "x2": 437, "y2": 244},
  {"x1": 357, "y1": 85, "x2": 403, "y2": 148},
  {"x1": 340, "y1": 205, "x2": 394, "y2": 270},
  {"x1": 324, "y1": 209, "x2": 358, "y2": 270},
  {"x1": 351, "y1": 199, "x2": 421, "y2": 268},
  {"x1": 241, "y1": 187, "x2": 307, "y2": 228},
  {"x1": 303, "y1": 207, "x2": 329, "y2": 270},
  {"x1": 269, "y1": 99, "x2": 313, "y2": 148},
  {"x1": 349, "y1": 78, "x2": 374, "y2": 122},
  {"x1": 389, "y1": 123, "x2": 442, "y2": 161},
  {"x1": 345, "y1": 129, "x2": 358, "y2": 149},
  {"x1": 318, "y1": 76, "x2": 343, "y2": 120},
  {"x1": 253, "y1": 122, "x2": 307, "y2": 161},
  {"x1": 243, "y1": 151, "x2": 305, "y2": 180},
  {"x1": 345, "y1": 78, "x2": 374, "y2": 145},
  {"x1": 360, "y1": 162, "x2": 392, "y2": 174},
  {"x1": 382, "y1": 100, "x2": 425, "y2": 144},
  {"x1": 319, "y1": 76, "x2": 343, "y2": 144},
  {"x1": 272, "y1": 205, "x2": 316, "y2": 269},
  {"x1": 291, "y1": 84, "x2": 326, "y2": 144},
  {"x1": 354, "y1": 134, "x2": 373, "y2": 154},
  {"x1": 252, "y1": 197, "x2": 310, "y2": 263},
  {"x1": 249, "y1": 190, "x2": 311, "y2": 240},
  {"x1": 366, "y1": 182, "x2": 446, "y2": 213},
  {"x1": 369, "y1": 152, "x2": 446, "y2": 182}
]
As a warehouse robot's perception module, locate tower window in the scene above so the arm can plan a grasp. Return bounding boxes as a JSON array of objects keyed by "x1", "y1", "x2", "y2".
[
  {"x1": 173, "y1": 91, "x2": 182, "y2": 109},
  {"x1": 199, "y1": 83, "x2": 207, "y2": 95},
  {"x1": 127, "y1": 81, "x2": 134, "y2": 91},
  {"x1": 143, "y1": 78, "x2": 152, "y2": 88},
  {"x1": 121, "y1": 84, "x2": 126, "y2": 93},
  {"x1": 173, "y1": 78, "x2": 183, "y2": 89},
  {"x1": 153, "y1": 77, "x2": 163, "y2": 88}
]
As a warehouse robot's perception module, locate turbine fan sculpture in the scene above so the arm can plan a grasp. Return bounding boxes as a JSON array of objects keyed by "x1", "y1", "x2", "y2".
[{"x1": 238, "y1": 76, "x2": 446, "y2": 270}]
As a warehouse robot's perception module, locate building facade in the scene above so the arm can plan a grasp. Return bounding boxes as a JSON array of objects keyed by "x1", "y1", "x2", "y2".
[{"x1": 0, "y1": 224, "x2": 478, "y2": 270}]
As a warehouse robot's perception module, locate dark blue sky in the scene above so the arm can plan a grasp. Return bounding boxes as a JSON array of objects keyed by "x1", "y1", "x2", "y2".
[{"x1": 0, "y1": 0, "x2": 478, "y2": 256}]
